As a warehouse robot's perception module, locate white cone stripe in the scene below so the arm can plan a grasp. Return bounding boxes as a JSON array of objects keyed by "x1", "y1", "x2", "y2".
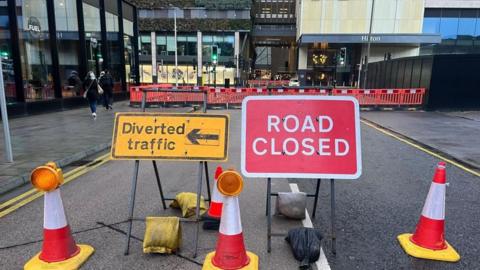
[
  {"x1": 421, "y1": 182, "x2": 446, "y2": 220},
  {"x1": 44, "y1": 189, "x2": 68, "y2": 229},
  {"x1": 219, "y1": 196, "x2": 242, "y2": 235},
  {"x1": 212, "y1": 180, "x2": 224, "y2": 203}
]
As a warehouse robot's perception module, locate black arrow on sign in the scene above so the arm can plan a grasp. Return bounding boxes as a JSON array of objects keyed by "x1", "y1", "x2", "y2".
[{"x1": 187, "y1": 129, "x2": 219, "y2": 145}]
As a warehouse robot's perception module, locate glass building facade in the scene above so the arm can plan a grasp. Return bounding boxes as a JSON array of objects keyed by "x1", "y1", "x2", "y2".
[
  {"x1": 422, "y1": 8, "x2": 480, "y2": 55},
  {"x1": 1, "y1": 0, "x2": 138, "y2": 115},
  {"x1": 138, "y1": 31, "x2": 237, "y2": 85}
]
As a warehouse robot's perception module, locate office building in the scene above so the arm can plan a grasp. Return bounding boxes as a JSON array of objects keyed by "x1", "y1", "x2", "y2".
[{"x1": 0, "y1": 0, "x2": 138, "y2": 115}]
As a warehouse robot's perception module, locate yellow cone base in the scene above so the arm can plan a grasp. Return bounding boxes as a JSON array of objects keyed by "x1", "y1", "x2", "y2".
[
  {"x1": 397, "y1": 234, "x2": 460, "y2": 262},
  {"x1": 202, "y1": 251, "x2": 259, "y2": 270},
  {"x1": 24, "y1": 244, "x2": 95, "y2": 270}
]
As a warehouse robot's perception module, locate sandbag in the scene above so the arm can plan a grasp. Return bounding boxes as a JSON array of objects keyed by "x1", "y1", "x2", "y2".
[
  {"x1": 143, "y1": 216, "x2": 182, "y2": 254},
  {"x1": 275, "y1": 192, "x2": 307, "y2": 220},
  {"x1": 285, "y1": 227, "x2": 323, "y2": 269},
  {"x1": 170, "y1": 192, "x2": 207, "y2": 218}
]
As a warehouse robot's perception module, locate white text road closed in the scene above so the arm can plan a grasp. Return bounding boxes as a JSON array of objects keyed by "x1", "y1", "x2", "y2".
[{"x1": 241, "y1": 96, "x2": 362, "y2": 179}]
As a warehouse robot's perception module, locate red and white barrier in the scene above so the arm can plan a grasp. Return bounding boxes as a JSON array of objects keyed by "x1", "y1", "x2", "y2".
[{"x1": 130, "y1": 85, "x2": 426, "y2": 107}]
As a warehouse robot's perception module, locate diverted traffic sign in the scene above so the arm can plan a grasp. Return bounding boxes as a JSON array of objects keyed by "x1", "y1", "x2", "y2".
[
  {"x1": 241, "y1": 96, "x2": 361, "y2": 179},
  {"x1": 111, "y1": 113, "x2": 229, "y2": 160}
]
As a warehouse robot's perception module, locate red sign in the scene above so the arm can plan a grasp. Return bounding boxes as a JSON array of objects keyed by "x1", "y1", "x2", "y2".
[{"x1": 241, "y1": 96, "x2": 362, "y2": 179}]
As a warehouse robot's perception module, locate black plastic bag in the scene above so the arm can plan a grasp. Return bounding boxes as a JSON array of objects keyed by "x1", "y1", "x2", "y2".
[
  {"x1": 285, "y1": 227, "x2": 323, "y2": 269},
  {"x1": 201, "y1": 214, "x2": 220, "y2": 230}
]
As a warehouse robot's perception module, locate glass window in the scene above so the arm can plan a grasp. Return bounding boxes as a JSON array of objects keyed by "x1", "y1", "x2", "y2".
[
  {"x1": 439, "y1": 17, "x2": 459, "y2": 39},
  {"x1": 202, "y1": 35, "x2": 213, "y2": 44},
  {"x1": 187, "y1": 35, "x2": 197, "y2": 56},
  {"x1": 140, "y1": 34, "x2": 151, "y2": 55},
  {"x1": 166, "y1": 35, "x2": 175, "y2": 55},
  {"x1": 423, "y1": 18, "x2": 440, "y2": 34},
  {"x1": 458, "y1": 10, "x2": 476, "y2": 37},
  {"x1": 55, "y1": 0, "x2": 78, "y2": 31},
  {"x1": 0, "y1": 1, "x2": 15, "y2": 102},
  {"x1": 105, "y1": 1, "x2": 121, "y2": 92},
  {"x1": 156, "y1": 34, "x2": 167, "y2": 55},
  {"x1": 18, "y1": 0, "x2": 55, "y2": 101},
  {"x1": 177, "y1": 35, "x2": 187, "y2": 56},
  {"x1": 83, "y1": 1, "x2": 101, "y2": 32},
  {"x1": 123, "y1": 2, "x2": 136, "y2": 84},
  {"x1": 83, "y1": 1, "x2": 102, "y2": 76},
  {"x1": 55, "y1": 0, "x2": 81, "y2": 97},
  {"x1": 458, "y1": 14, "x2": 475, "y2": 46}
]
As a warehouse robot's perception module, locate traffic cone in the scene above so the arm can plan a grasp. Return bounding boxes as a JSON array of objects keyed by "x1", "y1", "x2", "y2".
[
  {"x1": 24, "y1": 163, "x2": 94, "y2": 270},
  {"x1": 208, "y1": 166, "x2": 224, "y2": 218},
  {"x1": 203, "y1": 170, "x2": 258, "y2": 270},
  {"x1": 203, "y1": 166, "x2": 224, "y2": 230},
  {"x1": 397, "y1": 162, "x2": 460, "y2": 262}
]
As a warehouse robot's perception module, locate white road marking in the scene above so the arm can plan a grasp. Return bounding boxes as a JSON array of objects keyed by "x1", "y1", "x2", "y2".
[{"x1": 289, "y1": 183, "x2": 331, "y2": 270}]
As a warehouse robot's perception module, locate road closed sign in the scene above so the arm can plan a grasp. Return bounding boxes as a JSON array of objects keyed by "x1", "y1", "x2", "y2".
[
  {"x1": 111, "y1": 113, "x2": 229, "y2": 161},
  {"x1": 241, "y1": 96, "x2": 361, "y2": 179}
]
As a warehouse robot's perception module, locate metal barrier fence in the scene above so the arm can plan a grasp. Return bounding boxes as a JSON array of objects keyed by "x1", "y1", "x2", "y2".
[{"x1": 130, "y1": 85, "x2": 426, "y2": 107}]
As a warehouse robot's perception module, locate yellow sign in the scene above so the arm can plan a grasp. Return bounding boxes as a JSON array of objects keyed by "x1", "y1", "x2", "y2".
[{"x1": 111, "y1": 113, "x2": 229, "y2": 161}]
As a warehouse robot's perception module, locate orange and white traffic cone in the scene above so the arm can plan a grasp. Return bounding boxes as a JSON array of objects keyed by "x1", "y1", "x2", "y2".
[
  {"x1": 397, "y1": 162, "x2": 460, "y2": 262},
  {"x1": 208, "y1": 166, "x2": 224, "y2": 218},
  {"x1": 24, "y1": 162, "x2": 94, "y2": 270},
  {"x1": 203, "y1": 170, "x2": 258, "y2": 270},
  {"x1": 203, "y1": 166, "x2": 224, "y2": 230}
]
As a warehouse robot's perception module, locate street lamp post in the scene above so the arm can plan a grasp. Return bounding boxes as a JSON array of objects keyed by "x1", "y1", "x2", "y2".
[
  {"x1": 173, "y1": 8, "x2": 178, "y2": 87},
  {"x1": 363, "y1": 0, "x2": 375, "y2": 88},
  {"x1": 0, "y1": 57, "x2": 13, "y2": 162}
]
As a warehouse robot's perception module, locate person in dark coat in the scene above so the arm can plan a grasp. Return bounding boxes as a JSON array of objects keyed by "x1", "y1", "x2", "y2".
[
  {"x1": 83, "y1": 71, "x2": 100, "y2": 119},
  {"x1": 99, "y1": 69, "x2": 114, "y2": 110},
  {"x1": 67, "y1": 71, "x2": 82, "y2": 96}
]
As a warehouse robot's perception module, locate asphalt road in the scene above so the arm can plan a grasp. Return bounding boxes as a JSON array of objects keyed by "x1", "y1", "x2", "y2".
[
  {"x1": 294, "y1": 122, "x2": 480, "y2": 270},
  {"x1": 0, "y1": 109, "x2": 479, "y2": 270}
]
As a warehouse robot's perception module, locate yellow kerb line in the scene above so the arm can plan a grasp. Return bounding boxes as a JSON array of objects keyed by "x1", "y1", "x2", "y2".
[
  {"x1": 361, "y1": 120, "x2": 480, "y2": 178},
  {"x1": 0, "y1": 153, "x2": 110, "y2": 218}
]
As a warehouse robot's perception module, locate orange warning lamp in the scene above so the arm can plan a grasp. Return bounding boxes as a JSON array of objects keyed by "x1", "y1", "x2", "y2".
[
  {"x1": 31, "y1": 162, "x2": 64, "y2": 192},
  {"x1": 217, "y1": 170, "x2": 243, "y2": 196}
]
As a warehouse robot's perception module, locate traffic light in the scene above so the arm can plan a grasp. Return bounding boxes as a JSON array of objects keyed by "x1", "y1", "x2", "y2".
[
  {"x1": 339, "y1": 47, "x2": 347, "y2": 66},
  {"x1": 211, "y1": 45, "x2": 218, "y2": 65}
]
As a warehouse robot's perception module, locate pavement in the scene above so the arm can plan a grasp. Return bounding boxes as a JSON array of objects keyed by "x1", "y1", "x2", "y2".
[
  {"x1": 362, "y1": 111, "x2": 480, "y2": 169},
  {"x1": 0, "y1": 108, "x2": 479, "y2": 269},
  {"x1": 0, "y1": 101, "x2": 189, "y2": 195}
]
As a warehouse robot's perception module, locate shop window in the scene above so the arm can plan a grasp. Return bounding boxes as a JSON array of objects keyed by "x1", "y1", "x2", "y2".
[
  {"x1": 140, "y1": 34, "x2": 151, "y2": 55},
  {"x1": 105, "y1": 0, "x2": 122, "y2": 92},
  {"x1": 18, "y1": 0, "x2": 55, "y2": 101},
  {"x1": 156, "y1": 34, "x2": 167, "y2": 55},
  {"x1": 0, "y1": 3, "x2": 15, "y2": 102},
  {"x1": 55, "y1": 0, "x2": 81, "y2": 98},
  {"x1": 123, "y1": 2, "x2": 136, "y2": 84},
  {"x1": 83, "y1": 1, "x2": 103, "y2": 76}
]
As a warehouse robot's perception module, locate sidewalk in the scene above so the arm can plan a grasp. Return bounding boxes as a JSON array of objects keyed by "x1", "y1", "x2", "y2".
[
  {"x1": 0, "y1": 102, "x2": 189, "y2": 194},
  {"x1": 361, "y1": 110, "x2": 480, "y2": 169}
]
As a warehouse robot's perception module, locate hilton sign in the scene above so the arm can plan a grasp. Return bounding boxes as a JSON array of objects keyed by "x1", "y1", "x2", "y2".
[{"x1": 361, "y1": 35, "x2": 381, "y2": 42}]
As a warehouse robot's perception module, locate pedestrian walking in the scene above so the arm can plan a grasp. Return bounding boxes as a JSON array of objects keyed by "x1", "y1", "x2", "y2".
[
  {"x1": 83, "y1": 71, "x2": 100, "y2": 119},
  {"x1": 99, "y1": 70, "x2": 114, "y2": 110}
]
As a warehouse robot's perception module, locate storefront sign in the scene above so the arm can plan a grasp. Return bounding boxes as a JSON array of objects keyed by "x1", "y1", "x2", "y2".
[
  {"x1": 27, "y1": 17, "x2": 41, "y2": 38},
  {"x1": 241, "y1": 96, "x2": 362, "y2": 179},
  {"x1": 111, "y1": 113, "x2": 229, "y2": 161}
]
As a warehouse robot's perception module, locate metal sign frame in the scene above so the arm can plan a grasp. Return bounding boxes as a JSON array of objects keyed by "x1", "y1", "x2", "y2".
[{"x1": 123, "y1": 88, "x2": 218, "y2": 258}]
